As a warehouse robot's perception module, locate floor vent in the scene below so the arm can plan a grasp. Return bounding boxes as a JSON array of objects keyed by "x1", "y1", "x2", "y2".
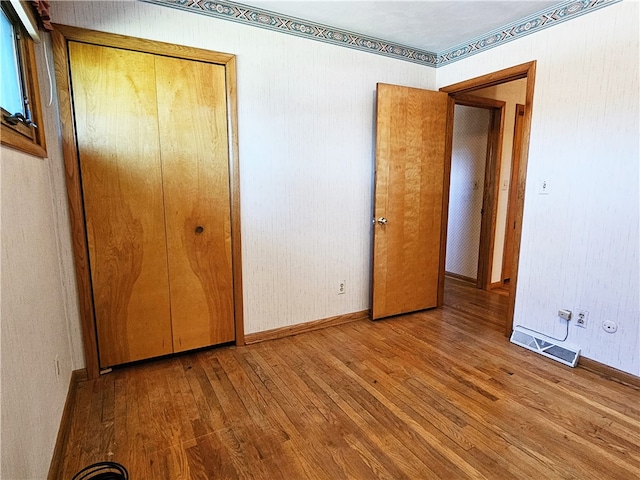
[{"x1": 510, "y1": 326, "x2": 580, "y2": 367}]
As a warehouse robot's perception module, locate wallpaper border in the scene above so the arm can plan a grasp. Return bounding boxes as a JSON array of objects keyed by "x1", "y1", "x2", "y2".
[
  {"x1": 438, "y1": 0, "x2": 621, "y2": 65},
  {"x1": 139, "y1": 0, "x2": 621, "y2": 68}
]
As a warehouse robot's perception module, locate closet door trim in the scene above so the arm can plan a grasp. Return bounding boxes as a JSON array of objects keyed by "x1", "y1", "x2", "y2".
[{"x1": 52, "y1": 24, "x2": 244, "y2": 379}]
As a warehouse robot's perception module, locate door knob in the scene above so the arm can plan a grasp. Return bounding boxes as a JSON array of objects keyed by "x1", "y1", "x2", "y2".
[
  {"x1": 377, "y1": 217, "x2": 388, "y2": 226},
  {"x1": 195, "y1": 226, "x2": 204, "y2": 234}
]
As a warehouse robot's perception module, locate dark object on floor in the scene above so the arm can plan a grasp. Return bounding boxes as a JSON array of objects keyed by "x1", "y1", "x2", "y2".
[{"x1": 71, "y1": 462, "x2": 128, "y2": 480}]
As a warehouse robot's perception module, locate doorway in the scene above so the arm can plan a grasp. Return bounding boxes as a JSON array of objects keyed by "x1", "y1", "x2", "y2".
[
  {"x1": 445, "y1": 95, "x2": 507, "y2": 291},
  {"x1": 441, "y1": 62, "x2": 535, "y2": 336},
  {"x1": 371, "y1": 62, "x2": 535, "y2": 337}
]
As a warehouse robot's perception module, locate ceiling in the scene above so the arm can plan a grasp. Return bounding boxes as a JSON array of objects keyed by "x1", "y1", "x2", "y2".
[{"x1": 239, "y1": 0, "x2": 560, "y2": 53}]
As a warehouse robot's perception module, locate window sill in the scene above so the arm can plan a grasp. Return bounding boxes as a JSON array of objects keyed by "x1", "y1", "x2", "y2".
[{"x1": 1, "y1": 122, "x2": 47, "y2": 158}]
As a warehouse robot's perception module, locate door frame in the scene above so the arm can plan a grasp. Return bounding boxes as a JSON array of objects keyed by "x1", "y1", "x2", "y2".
[
  {"x1": 501, "y1": 103, "x2": 526, "y2": 284},
  {"x1": 52, "y1": 25, "x2": 245, "y2": 379},
  {"x1": 440, "y1": 61, "x2": 536, "y2": 336},
  {"x1": 448, "y1": 94, "x2": 506, "y2": 290}
]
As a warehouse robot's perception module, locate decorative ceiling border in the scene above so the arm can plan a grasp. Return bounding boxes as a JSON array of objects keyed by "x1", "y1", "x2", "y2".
[
  {"x1": 439, "y1": 0, "x2": 621, "y2": 65},
  {"x1": 140, "y1": 0, "x2": 621, "y2": 68},
  {"x1": 139, "y1": 0, "x2": 439, "y2": 66}
]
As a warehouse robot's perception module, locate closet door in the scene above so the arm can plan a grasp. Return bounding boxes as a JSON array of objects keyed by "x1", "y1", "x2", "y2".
[
  {"x1": 155, "y1": 57, "x2": 235, "y2": 352},
  {"x1": 69, "y1": 42, "x2": 173, "y2": 366}
]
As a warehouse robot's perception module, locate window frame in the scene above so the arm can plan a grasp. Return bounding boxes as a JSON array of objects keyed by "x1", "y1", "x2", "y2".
[{"x1": 1, "y1": 2, "x2": 46, "y2": 158}]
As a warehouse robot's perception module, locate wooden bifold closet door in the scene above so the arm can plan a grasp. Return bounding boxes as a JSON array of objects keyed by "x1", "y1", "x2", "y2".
[{"x1": 69, "y1": 42, "x2": 235, "y2": 367}]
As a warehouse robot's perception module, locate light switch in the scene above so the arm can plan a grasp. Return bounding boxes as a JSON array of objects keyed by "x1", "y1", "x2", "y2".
[{"x1": 538, "y1": 179, "x2": 550, "y2": 195}]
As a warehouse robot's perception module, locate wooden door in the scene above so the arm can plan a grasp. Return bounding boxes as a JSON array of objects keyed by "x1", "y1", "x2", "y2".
[
  {"x1": 155, "y1": 57, "x2": 235, "y2": 352},
  {"x1": 372, "y1": 84, "x2": 450, "y2": 319},
  {"x1": 68, "y1": 42, "x2": 173, "y2": 366}
]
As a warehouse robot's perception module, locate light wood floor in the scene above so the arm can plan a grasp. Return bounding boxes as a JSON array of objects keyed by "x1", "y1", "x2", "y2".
[{"x1": 56, "y1": 278, "x2": 639, "y2": 479}]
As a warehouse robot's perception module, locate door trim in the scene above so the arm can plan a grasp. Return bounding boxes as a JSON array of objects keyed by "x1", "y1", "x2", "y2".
[
  {"x1": 502, "y1": 104, "x2": 526, "y2": 284},
  {"x1": 440, "y1": 61, "x2": 537, "y2": 336},
  {"x1": 52, "y1": 24, "x2": 245, "y2": 378}
]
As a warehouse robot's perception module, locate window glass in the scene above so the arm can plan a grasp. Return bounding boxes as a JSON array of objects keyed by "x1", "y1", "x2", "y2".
[{"x1": 1, "y1": 8, "x2": 25, "y2": 115}]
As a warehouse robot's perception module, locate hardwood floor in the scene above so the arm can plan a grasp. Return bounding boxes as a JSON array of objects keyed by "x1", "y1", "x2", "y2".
[{"x1": 55, "y1": 278, "x2": 639, "y2": 479}]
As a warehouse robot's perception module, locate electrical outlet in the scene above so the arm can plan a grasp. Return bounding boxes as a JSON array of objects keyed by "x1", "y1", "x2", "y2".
[
  {"x1": 575, "y1": 310, "x2": 588, "y2": 328},
  {"x1": 602, "y1": 320, "x2": 618, "y2": 333},
  {"x1": 338, "y1": 281, "x2": 346, "y2": 295}
]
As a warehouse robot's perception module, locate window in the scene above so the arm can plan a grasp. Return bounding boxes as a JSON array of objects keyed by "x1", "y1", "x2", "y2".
[{"x1": 1, "y1": 2, "x2": 46, "y2": 157}]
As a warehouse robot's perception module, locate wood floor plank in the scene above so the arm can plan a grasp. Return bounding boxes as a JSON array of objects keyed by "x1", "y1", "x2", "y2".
[
  {"x1": 57, "y1": 278, "x2": 640, "y2": 479},
  {"x1": 287, "y1": 335, "x2": 474, "y2": 479}
]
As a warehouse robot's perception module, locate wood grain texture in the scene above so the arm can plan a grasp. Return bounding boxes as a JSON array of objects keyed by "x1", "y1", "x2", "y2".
[
  {"x1": 437, "y1": 97, "x2": 456, "y2": 307},
  {"x1": 502, "y1": 103, "x2": 525, "y2": 282},
  {"x1": 470, "y1": 80, "x2": 527, "y2": 285},
  {"x1": 47, "y1": 369, "x2": 87, "y2": 480},
  {"x1": 224, "y1": 56, "x2": 245, "y2": 346},
  {"x1": 244, "y1": 310, "x2": 369, "y2": 345},
  {"x1": 440, "y1": 61, "x2": 536, "y2": 338},
  {"x1": 69, "y1": 42, "x2": 173, "y2": 366},
  {"x1": 52, "y1": 28, "x2": 101, "y2": 379},
  {"x1": 155, "y1": 56, "x2": 235, "y2": 352},
  {"x1": 440, "y1": 61, "x2": 534, "y2": 95},
  {"x1": 0, "y1": 26, "x2": 47, "y2": 157},
  {"x1": 52, "y1": 23, "x2": 234, "y2": 65},
  {"x1": 52, "y1": 278, "x2": 640, "y2": 479},
  {"x1": 53, "y1": 24, "x2": 245, "y2": 375},
  {"x1": 477, "y1": 107, "x2": 504, "y2": 290},
  {"x1": 50, "y1": 2, "x2": 440, "y2": 339},
  {"x1": 373, "y1": 83, "x2": 449, "y2": 319},
  {"x1": 578, "y1": 357, "x2": 640, "y2": 389},
  {"x1": 448, "y1": 93, "x2": 507, "y2": 291}
]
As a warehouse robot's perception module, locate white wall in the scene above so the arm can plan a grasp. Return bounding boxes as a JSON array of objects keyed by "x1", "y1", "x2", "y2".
[
  {"x1": 446, "y1": 105, "x2": 490, "y2": 279},
  {"x1": 51, "y1": 0, "x2": 437, "y2": 336},
  {"x1": 1, "y1": 34, "x2": 82, "y2": 479},
  {"x1": 3, "y1": 2, "x2": 636, "y2": 477},
  {"x1": 437, "y1": 1, "x2": 639, "y2": 375}
]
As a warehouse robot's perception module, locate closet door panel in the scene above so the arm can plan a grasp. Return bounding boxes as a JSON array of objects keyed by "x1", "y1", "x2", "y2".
[
  {"x1": 155, "y1": 56, "x2": 235, "y2": 352},
  {"x1": 69, "y1": 42, "x2": 173, "y2": 366}
]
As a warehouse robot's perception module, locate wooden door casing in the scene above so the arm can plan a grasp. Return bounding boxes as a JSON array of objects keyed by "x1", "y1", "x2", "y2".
[
  {"x1": 67, "y1": 42, "x2": 237, "y2": 367},
  {"x1": 372, "y1": 84, "x2": 450, "y2": 320},
  {"x1": 69, "y1": 42, "x2": 174, "y2": 366},
  {"x1": 155, "y1": 56, "x2": 235, "y2": 352},
  {"x1": 502, "y1": 104, "x2": 526, "y2": 283},
  {"x1": 441, "y1": 61, "x2": 537, "y2": 337},
  {"x1": 53, "y1": 25, "x2": 244, "y2": 378}
]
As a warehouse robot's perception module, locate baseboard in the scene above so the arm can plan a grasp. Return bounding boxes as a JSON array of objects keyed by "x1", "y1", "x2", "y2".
[
  {"x1": 244, "y1": 310, "x2": 369, "y2": 345},
  {"x1": 445, "y1": 272, "x2": 476, "y2": 284},
  {"x1": 48, "y1": 368, "x2": 88, "y2": 480},
  {"x1": 578, "y1": 357, "x2": 640, "y2": 390}
]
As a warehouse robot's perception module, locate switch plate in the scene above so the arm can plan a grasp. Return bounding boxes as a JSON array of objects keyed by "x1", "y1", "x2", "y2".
[{"x1": 539, "y1": 179, "x2": 550, "y2": 195}]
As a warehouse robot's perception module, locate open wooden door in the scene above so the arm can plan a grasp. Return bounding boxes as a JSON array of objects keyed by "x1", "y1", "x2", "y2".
[{"x1": 372, "y1": 83, "x2": 451, "y2": 320}]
